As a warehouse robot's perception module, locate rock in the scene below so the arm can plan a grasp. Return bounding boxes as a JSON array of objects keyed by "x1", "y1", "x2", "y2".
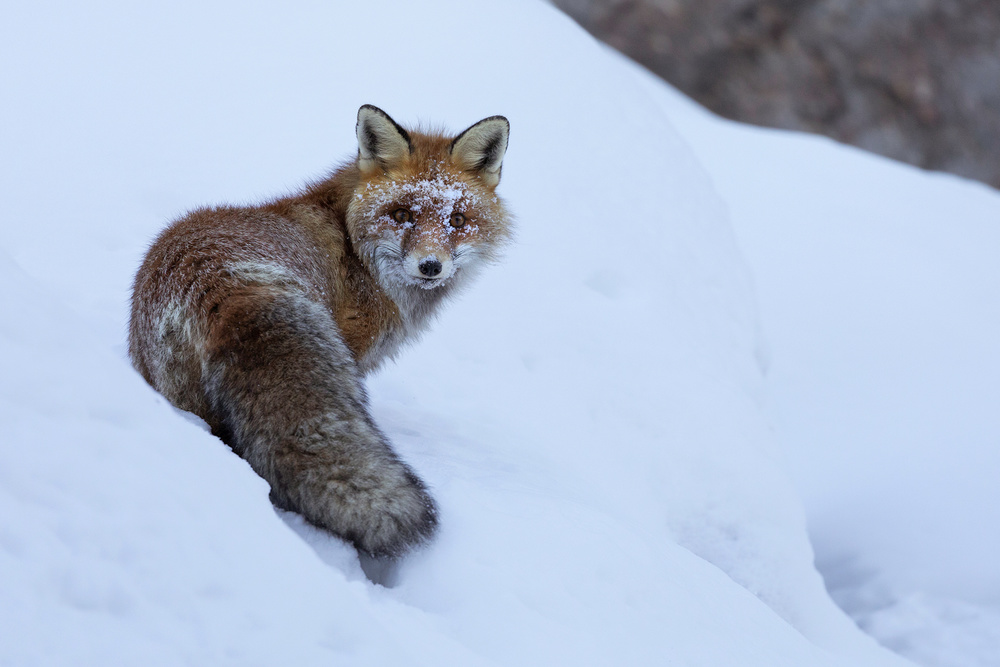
[{"x1": 555, "y1": 0, "x2": 1000, "y2": 189}]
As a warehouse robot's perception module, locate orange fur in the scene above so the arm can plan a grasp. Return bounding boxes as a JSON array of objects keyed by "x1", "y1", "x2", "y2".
[{"x1": 128, "y1": 107, "x2": 511, "y2": 557}]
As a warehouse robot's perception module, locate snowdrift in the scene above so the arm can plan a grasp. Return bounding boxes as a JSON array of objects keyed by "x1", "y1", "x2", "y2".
[
  {"x1": 4, "y1": 0, "x2": 992, "y2": 665},
  {"x1": 638, "y1": 71, "x2": 1000, "y2": 667}
]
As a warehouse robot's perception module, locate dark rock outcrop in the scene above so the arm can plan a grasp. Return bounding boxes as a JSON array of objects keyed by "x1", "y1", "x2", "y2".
[{"x1": 555, "y1": 0, "x2": 1000, "y2": 189}]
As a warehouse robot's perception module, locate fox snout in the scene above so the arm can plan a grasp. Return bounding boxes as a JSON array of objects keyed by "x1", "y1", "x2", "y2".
[{"x1": 406, "y1": 251, "x2": 454, "y2": 286}]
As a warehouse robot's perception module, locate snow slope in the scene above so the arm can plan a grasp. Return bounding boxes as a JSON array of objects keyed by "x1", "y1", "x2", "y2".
[
  {"x1": 0, "y1": 0, "x2": 973, "y2": 664},
  {"x1": 632, "y1": 55, "x2": 1000, "y2": 667}
]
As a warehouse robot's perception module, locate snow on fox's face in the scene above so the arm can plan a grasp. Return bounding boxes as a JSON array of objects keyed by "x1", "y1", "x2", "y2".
[{"x1": 348, "y1": 168, "x2": 509, "y2": 290}]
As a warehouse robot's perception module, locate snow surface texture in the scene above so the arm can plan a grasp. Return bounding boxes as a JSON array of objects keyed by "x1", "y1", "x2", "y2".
[
  {"x1": 630, "y1": 53, "x2": 1000, "y2": 667},
  {"x1": 0, "y1": 0, "x2": 990, "y2": 665}
]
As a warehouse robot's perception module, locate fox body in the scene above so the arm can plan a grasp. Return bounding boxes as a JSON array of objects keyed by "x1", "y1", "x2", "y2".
[{"x1": 129, "y1": 106, "x2": 511, "y2": 557}]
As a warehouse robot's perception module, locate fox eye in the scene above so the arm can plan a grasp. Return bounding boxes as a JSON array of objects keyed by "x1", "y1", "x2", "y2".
[
  {"x1": 392, "y1": 208, "x2": 412, "y2": 224},
  {"x1": 450, "y1": 212, "x2": 466, "y2": 228}
]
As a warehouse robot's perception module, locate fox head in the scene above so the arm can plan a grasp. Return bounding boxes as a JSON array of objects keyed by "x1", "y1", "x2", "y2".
[{"x1": 346, "y1": 105, "x2": 511, "y2": 296}]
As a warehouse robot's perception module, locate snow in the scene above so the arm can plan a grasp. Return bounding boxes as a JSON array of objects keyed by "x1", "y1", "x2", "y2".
[
  {"x1": 630, "y1": 51, "x2": 1000, "y2": 667},
  {"x1": 0, "y1": 0, "x2": 995, "y2": 665},
  {"x1": 364, "y1": 175, "x2": 475, "y2": 219}
]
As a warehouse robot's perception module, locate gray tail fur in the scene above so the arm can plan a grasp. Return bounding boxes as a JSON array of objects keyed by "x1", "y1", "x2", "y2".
[{"x1": 203, "y1": 288, "x2": 437, "y2": 557}]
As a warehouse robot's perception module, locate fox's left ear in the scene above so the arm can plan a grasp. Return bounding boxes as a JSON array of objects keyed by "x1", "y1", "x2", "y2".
[{"x1": 450, "y1": 116, "x2": 509, "y2": 188}]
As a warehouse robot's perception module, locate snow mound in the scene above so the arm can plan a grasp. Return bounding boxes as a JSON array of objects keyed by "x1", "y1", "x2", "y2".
[
  {"x1": 0, "y1": 0, "x2": 964, "y2": 664},
  {"x1": 634, "y1": 48, "x2": 1000, "y2": 667}
]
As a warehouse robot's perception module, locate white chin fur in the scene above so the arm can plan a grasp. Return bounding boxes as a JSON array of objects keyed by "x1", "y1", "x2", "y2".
[
  {"x1": 378, "y1": 259, "x2": 453, "y2": 291},
  {"x1": 414, "y1": 277, "x2": 447, "y2": 290},
  {"x1": 405, "y1": 265, "x2": 454, "y2": 290}
]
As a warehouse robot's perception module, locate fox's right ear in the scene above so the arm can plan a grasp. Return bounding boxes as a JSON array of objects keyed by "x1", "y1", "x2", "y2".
[{"x1": 356, "y1": 105, "x2": 413, "y2": 175}]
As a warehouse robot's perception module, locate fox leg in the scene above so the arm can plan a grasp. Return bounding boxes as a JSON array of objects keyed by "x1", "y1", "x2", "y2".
[{"x1": 201, "y1": 286, "x2": 437, "y2": 557}]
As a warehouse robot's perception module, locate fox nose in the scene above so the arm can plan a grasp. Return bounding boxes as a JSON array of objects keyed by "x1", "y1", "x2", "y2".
[{"x1": 418, "y1": 258, "x2": 442, "y2": 277}]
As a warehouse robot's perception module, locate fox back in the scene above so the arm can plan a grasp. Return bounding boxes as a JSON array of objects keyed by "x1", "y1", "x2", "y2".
[{"x1": 129, "y1": 106, "x2": 511, "y2": 558}]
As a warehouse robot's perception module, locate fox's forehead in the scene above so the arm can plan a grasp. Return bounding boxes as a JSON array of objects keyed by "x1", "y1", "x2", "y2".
[{"x1": 356, "y1": 169, "x2": 485, "y2": 219}]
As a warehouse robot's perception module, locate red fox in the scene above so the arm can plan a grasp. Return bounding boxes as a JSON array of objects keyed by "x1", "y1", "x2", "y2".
[{"x1": 129, "y1": 106, "x2": 511, "y2": 557}]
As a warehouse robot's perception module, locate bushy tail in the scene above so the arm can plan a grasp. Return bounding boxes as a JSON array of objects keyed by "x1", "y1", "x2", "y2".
[{"x1": 203, "y1": 287, "x2": 437, "y2": 557}]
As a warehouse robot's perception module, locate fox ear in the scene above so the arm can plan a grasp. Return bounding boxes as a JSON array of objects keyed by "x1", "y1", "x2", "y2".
[
  {"x1": 356, "y1": 105, "x2": 412, "y2": 175},
  {"x1": 450, "y1": 116, "x2": 509, "y2": 187}
]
